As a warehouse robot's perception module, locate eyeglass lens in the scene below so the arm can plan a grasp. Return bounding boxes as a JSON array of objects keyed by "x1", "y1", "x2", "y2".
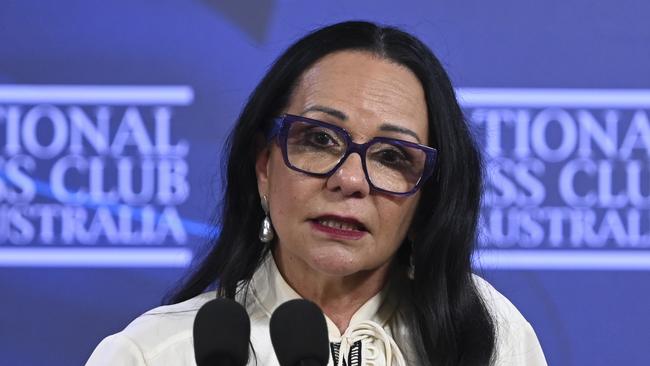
[{"x1": 285, "y1": 120, "x2": 427, "y2": 193}]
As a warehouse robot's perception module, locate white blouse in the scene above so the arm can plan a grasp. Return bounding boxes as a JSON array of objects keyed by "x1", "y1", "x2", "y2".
[{"x1": 86, "y1": 255, "x2": 547, "y2": 365}]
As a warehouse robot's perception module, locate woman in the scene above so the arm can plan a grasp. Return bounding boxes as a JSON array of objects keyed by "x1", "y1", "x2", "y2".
[{"x1": 87, "y1": 21, "x2": 546, "y2": 365}]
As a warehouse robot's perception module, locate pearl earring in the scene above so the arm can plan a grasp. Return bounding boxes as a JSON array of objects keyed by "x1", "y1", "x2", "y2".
[{"x1": 259, "y1": 195, "x2": 274, "y2": 243}]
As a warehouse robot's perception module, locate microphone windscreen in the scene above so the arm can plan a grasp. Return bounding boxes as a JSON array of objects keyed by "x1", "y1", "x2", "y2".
[
  {"x1": 270, "y1": 299, "x2": 330, "y2": 366},
  {"x1": 193, "y1": 298, "x2": 250, "y2": 366}
]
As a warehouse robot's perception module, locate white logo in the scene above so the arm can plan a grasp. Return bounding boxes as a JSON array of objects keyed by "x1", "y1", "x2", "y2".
[
  {"x1": 459, "y1": 88, "x2": 650, "y2": 270},
  {"x1": 0, "y1": 85, "x2": 195, "y2": 267}
]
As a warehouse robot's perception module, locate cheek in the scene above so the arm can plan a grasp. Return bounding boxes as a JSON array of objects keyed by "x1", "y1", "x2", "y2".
[
  {"x1": 266, "y1": 153, "x2": 317, "y2": 232},
  {"x1": 377, "y1": 195, "x2": 420, "y2": 241},
  {"x1": 268, "y1": 163, "x2": 295, "y2": 216},
  {"x1": 268, "y1": 159, "x2": 307, "y2": 205}
]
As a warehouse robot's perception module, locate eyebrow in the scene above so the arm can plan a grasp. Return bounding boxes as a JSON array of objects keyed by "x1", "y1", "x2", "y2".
[
  {"x1": 301, "y1": 105, "x2": 348, "y2": 120},
  {"x1": 379, "y1": 123, "x2": 422, "y2": 143},
  {"x1": 301, "y1": 105, "x2": 422, "y2": 143}
]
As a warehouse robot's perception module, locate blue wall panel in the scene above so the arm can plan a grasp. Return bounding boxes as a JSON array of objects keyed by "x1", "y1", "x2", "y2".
[{"x1": 1, "y1": 1, "x2": 649, "y2": 365}]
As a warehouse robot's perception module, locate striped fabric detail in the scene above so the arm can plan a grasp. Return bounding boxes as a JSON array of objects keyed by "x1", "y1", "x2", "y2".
[{"x1": 330, "y1": 340, "x2": 362, "y2": 366}]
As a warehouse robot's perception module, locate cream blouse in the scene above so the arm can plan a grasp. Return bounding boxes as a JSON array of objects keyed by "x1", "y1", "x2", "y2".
[{"x1": 86, "y1": 254, "x2": 547, "y2": 365}]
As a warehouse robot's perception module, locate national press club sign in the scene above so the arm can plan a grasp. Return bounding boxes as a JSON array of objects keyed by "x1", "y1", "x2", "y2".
[
  {"x1": 1, "y1": 86, "x2": 649, "y2": 269},
  {"x1": 459, "y1": 88, "x2": 650, "y2": 270},
  {"x1": 0, "y1": 85, "x2": 194, "y2": 266}
]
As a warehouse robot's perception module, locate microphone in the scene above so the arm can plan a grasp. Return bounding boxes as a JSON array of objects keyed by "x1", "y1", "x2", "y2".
[
  {"x1": 193, "y1": 298, "x2": 251, "y2": 366},
  {"x1": 270, "y1": 299, "x2": 330, "y2": 366}
]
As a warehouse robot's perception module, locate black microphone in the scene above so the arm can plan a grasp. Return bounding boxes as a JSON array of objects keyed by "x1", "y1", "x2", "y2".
[
  {"x1": 193, "y1": 298, "x2": 251, "y2": 366},
  {"x1": 270, "y1": 299, "x2": 330, "y2": 366}
]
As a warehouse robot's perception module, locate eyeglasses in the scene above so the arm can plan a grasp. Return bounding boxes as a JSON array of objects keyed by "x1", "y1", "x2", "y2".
[{"x1": 267, "y1": 114, "x2": 437, "y2": 196}]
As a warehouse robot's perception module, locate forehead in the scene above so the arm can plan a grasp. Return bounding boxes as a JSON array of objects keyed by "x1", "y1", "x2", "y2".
[{"x1": 286, "y1": 51, "x2": 429, "y2": 143}]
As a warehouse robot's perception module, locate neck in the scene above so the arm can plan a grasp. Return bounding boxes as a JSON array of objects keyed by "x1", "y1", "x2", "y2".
[{"x1": 272, "y1": 248, "x2": 392, "y2": 333}]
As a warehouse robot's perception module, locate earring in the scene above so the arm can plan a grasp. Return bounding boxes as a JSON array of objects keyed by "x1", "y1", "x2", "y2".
[
  {"x1": 407, "y1": 238, "x2": 415, "y2": 279},
  {"x1": 259, "y1": 195, "x2": 275, "y2": 243},
  {"x1": 407, "y1": 254, "x2": 415, "y2": 279}
]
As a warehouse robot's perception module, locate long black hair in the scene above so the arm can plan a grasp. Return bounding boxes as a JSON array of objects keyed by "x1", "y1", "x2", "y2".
[{"x1": 169, "y1": 21, "x2": 495, "y2": 365}]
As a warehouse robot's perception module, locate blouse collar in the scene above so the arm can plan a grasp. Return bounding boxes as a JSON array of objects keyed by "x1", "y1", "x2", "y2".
[{"x1": 248, "y1": 253, "x2": 401, "y2": 340}]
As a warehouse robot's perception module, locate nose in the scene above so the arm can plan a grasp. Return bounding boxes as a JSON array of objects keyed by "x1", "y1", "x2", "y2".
[{"x1": 325, "y1": 152, "x2": 370, "y2": 197}]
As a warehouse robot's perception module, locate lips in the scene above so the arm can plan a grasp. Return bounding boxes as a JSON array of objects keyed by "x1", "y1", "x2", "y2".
[
  {"x1": 310, "y1": 215, "x2": 368, "y2": 240},
  {"x1": 316, "y1": 217, "x2": 365, "y2": 230}
]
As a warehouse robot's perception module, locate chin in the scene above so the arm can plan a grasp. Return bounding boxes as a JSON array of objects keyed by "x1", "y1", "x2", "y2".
[{"x1": 307, "y1": 250, "x2": 370, "y2": 277}]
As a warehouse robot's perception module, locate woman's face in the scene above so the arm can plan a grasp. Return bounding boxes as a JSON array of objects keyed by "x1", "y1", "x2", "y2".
[{"x1": 256, "y1": 51, "x2": 429, "y2": 278}]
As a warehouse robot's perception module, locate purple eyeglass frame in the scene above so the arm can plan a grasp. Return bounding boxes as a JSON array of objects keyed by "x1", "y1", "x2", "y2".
[{"x1": 267, "y1": 114, "x2": 438, "y2": 196}]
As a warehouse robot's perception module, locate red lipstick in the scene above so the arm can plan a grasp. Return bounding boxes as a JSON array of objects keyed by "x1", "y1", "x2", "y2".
[{"x1": 310, "y1": 215, "x2": 367, "y2": 240}]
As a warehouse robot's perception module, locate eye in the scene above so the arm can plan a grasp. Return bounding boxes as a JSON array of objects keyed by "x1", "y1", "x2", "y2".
[
  {"x1": 304, "y1": 129, "x2": 339, "y2": 147},
  {"x1": 374, "y1": 147, "x2": 411, "y2": 166}
]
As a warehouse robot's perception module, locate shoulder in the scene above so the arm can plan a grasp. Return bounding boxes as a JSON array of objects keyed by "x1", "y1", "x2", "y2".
[
  {"x1": 120, "y1": 291, "x2": 215, "y2": 348},
  {"x1": 86, "y1": 292, "x2": 216, "y2": 366},
  {"x1": 472, "y1": 275, "x2": 548, "y2": 366},
  {"x1": 472, "y1": 274, "x2": 528, "y2": 325}
]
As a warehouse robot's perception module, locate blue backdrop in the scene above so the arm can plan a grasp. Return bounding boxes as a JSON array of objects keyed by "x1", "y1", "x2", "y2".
[{"x1": 1, "y1": 1, "x2": 649, "y2": 365}]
